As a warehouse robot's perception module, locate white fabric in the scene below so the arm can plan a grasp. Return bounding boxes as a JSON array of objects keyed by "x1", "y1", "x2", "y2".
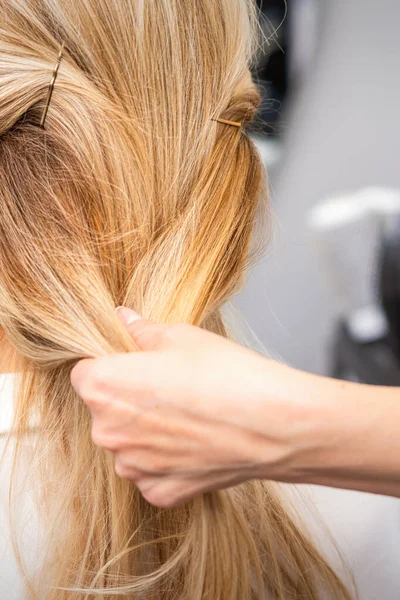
[
  {"x1": 0, "y1": 374, "x2": 46, "y2": 600},
  {"x1": 0, "y1": 372, "x2": 15, "y2": 434},
  {"x1": 1, "y1": 372, "x2": 400, "y2": 599}
]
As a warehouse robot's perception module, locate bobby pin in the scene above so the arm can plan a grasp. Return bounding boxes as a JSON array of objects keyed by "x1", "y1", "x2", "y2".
[{"x1": 40, "y1": 41, "x2": 65, "y2": 129}]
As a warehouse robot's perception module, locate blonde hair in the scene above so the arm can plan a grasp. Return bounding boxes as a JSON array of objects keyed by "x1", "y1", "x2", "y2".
[{"x1": 0, "y1": 1, "x2": 352, "y2": 598}]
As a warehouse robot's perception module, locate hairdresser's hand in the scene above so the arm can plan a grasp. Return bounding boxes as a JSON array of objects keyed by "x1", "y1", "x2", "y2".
[
  {"x1": 71, "y1": 308, "x2": 400, "y2": 506},
  {"x1": 71, "y1": 308, "x2": 319, "y2": 506}
]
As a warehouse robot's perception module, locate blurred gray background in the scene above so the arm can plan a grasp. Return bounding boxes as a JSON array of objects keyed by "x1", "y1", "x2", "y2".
[{"x1": 234, "y1": 0, "x2": 400, "y2": 375}]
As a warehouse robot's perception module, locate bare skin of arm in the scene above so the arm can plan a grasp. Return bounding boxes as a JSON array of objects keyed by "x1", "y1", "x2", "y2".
[
  {"x1": 4, "y1": 312, "x2": 399, "y2": 507},
  {"x1": 67, "y1": 308, "x2": 400, "y2": 507}
]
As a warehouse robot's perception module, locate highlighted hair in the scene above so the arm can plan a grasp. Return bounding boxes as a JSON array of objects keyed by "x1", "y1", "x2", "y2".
[{"x1": 0, "y1": 1, "x2": 352, "y2": 598}]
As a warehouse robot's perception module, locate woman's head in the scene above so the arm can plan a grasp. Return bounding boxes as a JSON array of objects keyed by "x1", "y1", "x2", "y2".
[
  {"x1": 0, "y1": 2, "x2": 352, "y2": 599},
  {"x1": 0, "y1": 0, "x2": 265, "y2": 368}
]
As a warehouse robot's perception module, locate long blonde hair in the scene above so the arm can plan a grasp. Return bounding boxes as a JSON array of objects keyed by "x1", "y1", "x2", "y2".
[{"x1": 0, "y1": 1, "x2": 352, "y2": 598}]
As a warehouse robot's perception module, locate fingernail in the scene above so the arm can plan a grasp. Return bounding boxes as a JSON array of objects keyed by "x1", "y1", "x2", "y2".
[{"x1": 116, "y1": 306, "x2": 143, "y2": 326}]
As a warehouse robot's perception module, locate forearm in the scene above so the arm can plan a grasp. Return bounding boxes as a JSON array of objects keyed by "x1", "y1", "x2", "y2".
[
  {"x1": 73, "y1": 313, "x2": 400, "y2": 505},
  {"x1": 280, "y1": 370, "x2": 400, "y2": 496}
]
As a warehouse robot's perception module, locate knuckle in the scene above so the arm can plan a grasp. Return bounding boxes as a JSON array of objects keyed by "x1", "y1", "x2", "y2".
[
  {"x1": 73, "y1": 359, "x2": 111, "y2": 404},
  {"x1": 91, "y1": 426, "x2": 119, "y2": 451},
  {"x1": 88, "y1": 360, "x2": 112, "y2": 395},
  {"x1": 114, "y1": 456, "x2": 135, "y2": 480},
  {"x1": 141, "y1": 484, "x2": 179, "y2": 508},
  {"x1": 91, "y1": 428, "x2": 107, "y2": 448},
  {"x1": 114, "y1": 462, "x2": 130, "y2": 480},
  {"x1": 71, "y1": 361, "x2": 95, "y2": 400}
]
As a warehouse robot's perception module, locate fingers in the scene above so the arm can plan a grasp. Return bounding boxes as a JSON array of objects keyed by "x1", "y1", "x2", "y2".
[
  {"x1": 71, "y1": 352, "x2": 154, "y2": 412},
  {"x1": 70, "y1": 305, "x2": 173, "y2": 403},
  {"x1": 69, "y1": 310, "x2": 232, "y2": 507},
  {"x1": 115, "y1": 306, "x2": 142, "y2": 326},
  {"x1": 70, "y1": 358, "x2": 97, "y2": 400},
  {"x1": 116, "y1": 306, "x2": 172, "y2": 351}
]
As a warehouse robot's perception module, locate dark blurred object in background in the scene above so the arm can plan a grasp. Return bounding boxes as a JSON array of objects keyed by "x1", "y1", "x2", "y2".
[
  {"x1": 252, "y1": 0, "x2": 288, "y2": 136},
  {"x1": 334, "y1": 214, "x2": 400, "y2": 387},
  {"x1": 333, "y1": 213, "x2": 400, "y2": 386},
  {"x1": 252, "y1": 0, "x2": 318, "y2": 137},
  {"x1": 380, "y1": 216, "x2": 400, "y2": 363},
  {"x1": 237, "y1": 0, "x2": 400, "y2": 381},
  {"x1": 308, "y1": 190, "x2": 400, "y2": 387}
]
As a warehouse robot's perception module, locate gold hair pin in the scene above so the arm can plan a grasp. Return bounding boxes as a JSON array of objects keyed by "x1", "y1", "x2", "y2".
[
  {"x1": 40, "y1": 41, "x2": 65, "y2": 129},
  {"x1": 212, "y1": 118, "x2": 242, "y2": 128},
  {"x1": 39, "y1": 44, "x2": 239, "y2": 131}
]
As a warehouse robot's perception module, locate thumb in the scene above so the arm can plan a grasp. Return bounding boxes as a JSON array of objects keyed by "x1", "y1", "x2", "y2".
[
  {"x1": 116, "y1": 306, "x2": 143, "y2": 327},
  {"x1": 116, "y1": 306, "x2": 167, "y2": 350}
]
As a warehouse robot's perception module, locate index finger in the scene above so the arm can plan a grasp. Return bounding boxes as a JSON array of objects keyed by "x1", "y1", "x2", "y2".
[
  {"x1": 70, "y1": 352, "x2": 160, "y2": 409},
  {"x1": 70, "y1": 358, "x2": 97, "y2": 399}
]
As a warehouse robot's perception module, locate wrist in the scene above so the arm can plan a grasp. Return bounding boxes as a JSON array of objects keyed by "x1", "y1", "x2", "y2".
[
  {"x1": 250, "y1": 362, "x2": 337, "y2": 482},
  {"x1": 282, "y1": 373, "x2": 357, "y2": 484},
  {"x1": 251, "y1": 361, "x2": 367, "y2": 484},
  {"x1": 237, "y1": 353, "x2": 400, "y2": 495},
  {"x1": 282, "y1": 373, "x2": 400, "y2": 494}
]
